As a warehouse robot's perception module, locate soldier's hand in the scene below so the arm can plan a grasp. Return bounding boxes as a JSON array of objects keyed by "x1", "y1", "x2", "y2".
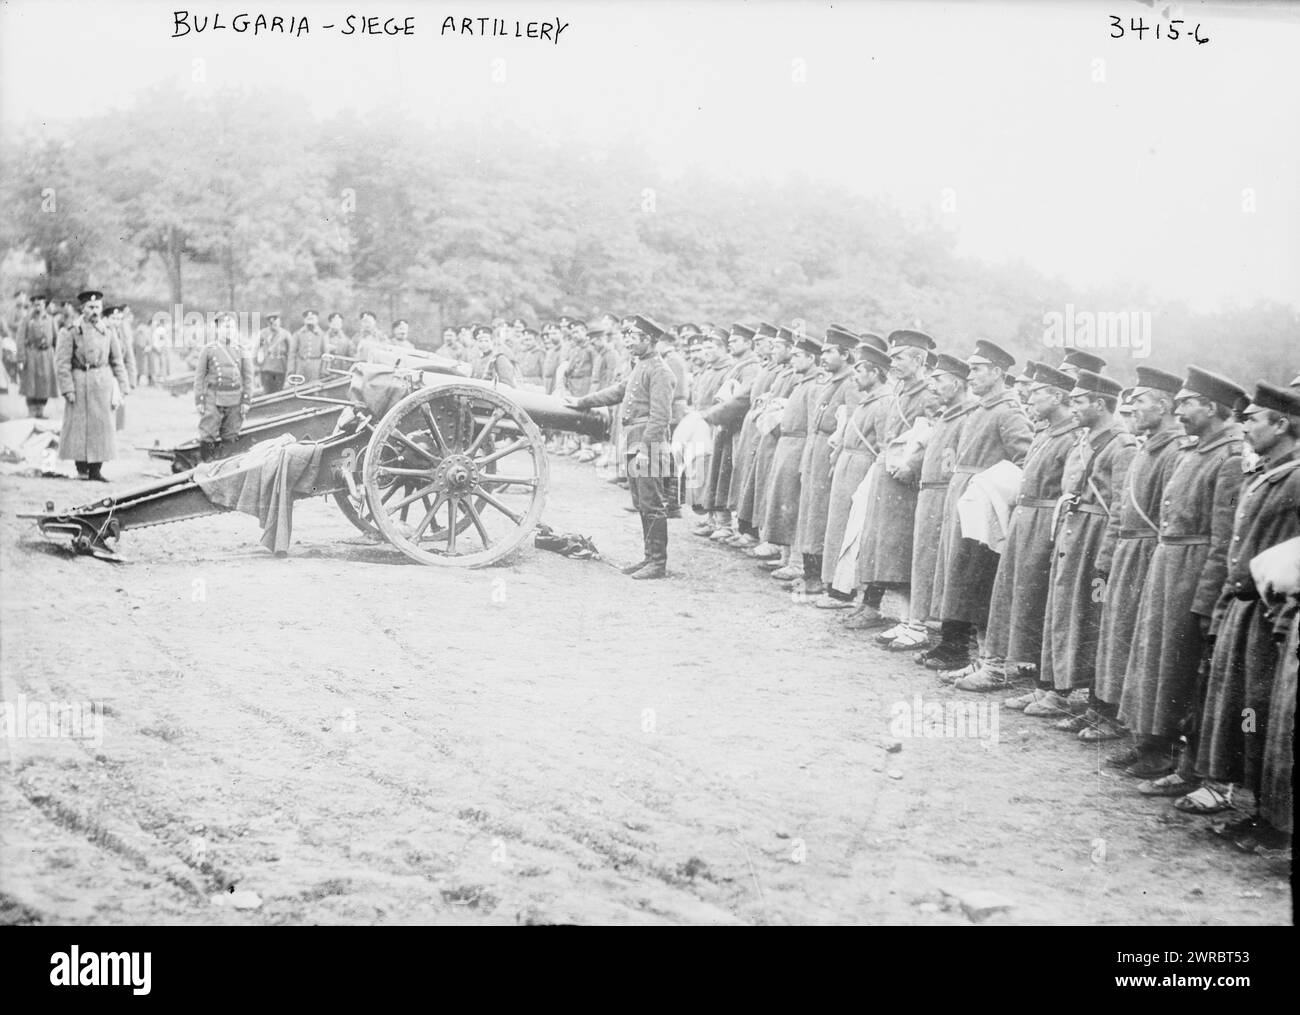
[
  {"x1": 64, "y1": 391, "x2": 75, "y2": 405},
  {"x1": 562, "y1": 396, "x2": 582, "y2": 410}
]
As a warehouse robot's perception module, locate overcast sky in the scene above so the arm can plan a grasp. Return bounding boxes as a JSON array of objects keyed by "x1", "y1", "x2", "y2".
[{"x1": 3, "y1": 0, "x2": 1298, "y2": 314}]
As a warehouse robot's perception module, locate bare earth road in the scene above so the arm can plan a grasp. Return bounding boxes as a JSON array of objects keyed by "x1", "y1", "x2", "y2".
[{"x1": 0, "y1": 387, "x2": 1291, "y2": 925}]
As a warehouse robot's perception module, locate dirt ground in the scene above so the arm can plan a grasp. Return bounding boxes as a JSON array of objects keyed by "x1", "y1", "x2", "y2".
[{"x1": 0, "y1": 385, "x2": 1291, "y2": 925}]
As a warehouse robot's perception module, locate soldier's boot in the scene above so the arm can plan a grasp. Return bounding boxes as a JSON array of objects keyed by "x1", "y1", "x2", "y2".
[
  {"x1": 630, "y1": 517, "x2": 667, "y2": 580},
  {"x1": 621, "y1": 515, "x2": 652, "y2": 574},
  {"x1": 86, "y1": 462, "x2": 107, "y2": 482},
  {"x1": 198, "y1": 440, "x2": 218, "y2": 463},
  {"x1": 662, "y1": 471, "x2": 681, "y2": 518}
]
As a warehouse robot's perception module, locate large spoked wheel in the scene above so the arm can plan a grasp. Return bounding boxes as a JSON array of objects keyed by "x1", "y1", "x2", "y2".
[{"x1": 362, "y1": 383, "x2": 549, "y2": 567}]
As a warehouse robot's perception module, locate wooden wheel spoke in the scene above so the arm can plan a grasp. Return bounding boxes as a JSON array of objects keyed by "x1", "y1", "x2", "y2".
[
  {"x1": 462, "y1": 497, "x2": 492, "y2": 547},
  {"x1": 476, "y1": 474, "x2": 538, "y2": 488},
  {"x1": 412, "y1": 492, "x2": 447, "y2": 540},
  {"x1": 446, "y1": 496, "x2": 459, "y2": 553},
  {"x1": 475, "y1": 438, "x2": 529, "y2": 467},
  {"x1": 472, "y1": 486, "x2": 521, "y2": 524},
  {"x1": 387, "y1": 429, "x2": 438, "y2": 463},
  {"x1": 465, "y1": 408, "x2": 505, "y2": 458},
  {"x1": 419, "y1": 402, "x2": 450, "y2": 453},
  {"x1": 389, "y1": 481, "x2": 439, "y2": 513}
]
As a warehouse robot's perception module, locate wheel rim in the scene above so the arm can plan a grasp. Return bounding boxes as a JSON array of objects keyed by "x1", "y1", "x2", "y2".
[{"x1": 361, "y1": 383, "x2": 548, "y2": 567}]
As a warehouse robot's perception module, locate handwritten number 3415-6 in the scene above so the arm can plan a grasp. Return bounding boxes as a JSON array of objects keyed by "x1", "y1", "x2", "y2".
[{"x1": 1110, "y1": 16, "x2": 1209, "y2": 45}]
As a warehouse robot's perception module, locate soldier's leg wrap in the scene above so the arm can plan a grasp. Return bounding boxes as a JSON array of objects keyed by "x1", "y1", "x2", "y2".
[{"x1": 629, "y1": 455, "x2": 668, "y2": 565}]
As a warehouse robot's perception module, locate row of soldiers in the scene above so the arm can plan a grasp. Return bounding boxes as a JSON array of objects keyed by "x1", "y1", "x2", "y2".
[{"x1": 581, "y1": 316, "x2": 1297, "y2": 854}]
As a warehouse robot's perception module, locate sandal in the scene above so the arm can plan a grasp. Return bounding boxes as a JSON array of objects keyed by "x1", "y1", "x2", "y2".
[
  {"x1": 1174, "y1": 784, "x2": 1235, "y2": 814},
  {"x1": 1138, "y1": 772, "x2": 1197, "y2": 797}
]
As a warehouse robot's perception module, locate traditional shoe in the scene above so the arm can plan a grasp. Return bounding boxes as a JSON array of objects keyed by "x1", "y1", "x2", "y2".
[
  {"x1": 1078, "y1": 715, "x2": 1125, "y2": 742},
  {"x1": 1123, "y1": 753, "x2": 1176, "y2": 780},
  {"x1": 710, "y1": 527, "x2": 734, "y2": 541},
  {"x1": 954, "y1": 667, "x2": 1017, "y2": 693},
  {"x1": 924, "y1": 647, "x2": 970, "y2": 672},
  {"x1": 814, "y1": 595, "x2": 856, "y2": 610},
  {"x1": 1104, "y1": 744, "x2": 1147, "y2": 769},
  {"x1": 760, "y1": 558, "x2": 786, "y2": 571},
  {"x1": 629, "y1": 561, "x2": 666, "y2": 580},
  {"x1": 784, "y1": 578, "x2": 807, "y2": 594},
  {"x1": 1137, "y1": 772, "x2": 1198, "y2": 797},
  {"x1": 937, "y1": 661, "x2": 979, "y2": 685},
  {"x1": 874, "y1": 623, "x2": 906, "y2": 644},
  {"x1": 771, "y1": 564, "x2": 802, "y2": 580},
  {"x1": 1003, "y1": 688, "x2": 1048, "y2": 711},
  {"x1": 732, "y1": 534, "x2": 759, "y2": 549},
  {"x1": 800, "y1": 580, "x2": 826, "y2": 597},
  {"x1": 1174, "y1": 783, "x2": 1234, "y2": 814},
  {"x1": 886, "y1": 626, "x2": 929, "y2": 651},
  {"x1": 1052, "y1": 711, "x2": 1093, "y2": 733},
  {"x1": 842, "y1": 606, "x2": 892, "y2": 631},
  {"x1": 1023, "y1": 690, "x2": 1073, "y2": 717},
  {"x1": 620, "y1": 558, "x2": 650, "y2": 575},
  {"x1": 692, "y1": 522, "x2": 714, "y2": 537},
  {"x1": 750, "y1": 542, "x2": 780, "y2": 559}
]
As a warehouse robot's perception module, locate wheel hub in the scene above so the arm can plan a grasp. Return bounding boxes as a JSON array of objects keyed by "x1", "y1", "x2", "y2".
[{"x1": 435, "y1": 453, "x2": 479, "y2": 493}]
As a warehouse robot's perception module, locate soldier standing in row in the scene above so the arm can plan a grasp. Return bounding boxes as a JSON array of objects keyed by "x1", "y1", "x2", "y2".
[
  {"x1": 194, "y1": 312, "x2": 253, "y2": 462},
  {"x1": 55, "y1": 289, "x2": 130, "y2": 482},
  {"x1": 288, "y1": 309, "x2": 328, "y2": 382},
  {"x1": 566, "y1": 315, "x2": 676, "y2": 580},
  {"x1": 17, "y1": 293, "x2": 59, "y2": 418},
  {"x1": 256, "y1": 312, "x2": 291, "y2": 393}
]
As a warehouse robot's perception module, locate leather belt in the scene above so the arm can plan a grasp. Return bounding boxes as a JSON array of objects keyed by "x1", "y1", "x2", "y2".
[
  {"x1": 920, "y1": 480, "x2": 949, "y2": 489},
  {"x1": 1068, "y1": 503, "x2": 1108, "y2": 517},
  {"x1": 1118, "y1": 530, "x2": 1158, "y2": 540},
  {"x1": 781, "y1": 430, "x2": 807, "y2": 438},
  {"x1": 842, "y1": 446, "x2": 874, "y2": 456},
  {"x1": 1160, "y1": 535, "x2": 1211, "y2": 546}
]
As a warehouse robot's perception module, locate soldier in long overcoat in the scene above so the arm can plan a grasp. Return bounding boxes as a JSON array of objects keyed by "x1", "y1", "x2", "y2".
[
  {"x1": 1185, "y1": 383, "x2": 1300, "y2": 828},
  {"x1": 759, "y1": 338, "x2": 820, "y2": 563},
  {"x1": 1087, "y1": 367, "x2": 1188, "y2": 738},
  {"x1": 701, "y1": 324, "x2": 761, "y2": 534},
  {"x1": 17, "y1": 293, "x2": 60, "y2": 416},
  {"x1": 984, "y1": 364, "x2": 1081, "y2": 699},
  {"x1": 793, "y1": 329, "x2": 859, "y2": 594},
  {"x1": 926, "y1": 340, "x2": 1033, "y2": 672},
  {"x1": 686, "y1": 330, "x2": 733, "y2": 521},
  {"x1": 850, "y1": 331, "x2": 935, "y2": 626},
  {"x1": 1115, "y1": 367, "x2": 1244, "y2": 786},
  {"x1": 288, "y1": 310, "x2": 329, "y2": 383},
  {"x1": 747, "y1": 350, "x2": 799, "y2": 555},
  {"x1": 876, "y1": 354, "x2": 978, "y2": 649},
  {"x1": 1026, "y1": 370, "x2": 1138, "y2": 717},
  {"x1": 819, "y1": 343, "x2": 893, "y2": 598},
  {"x1": 55, "y1": 290, "x2": 130, "y2": 481},
  {"x1": 726, "y1": 324, "x2": 785, "y2": 546}
]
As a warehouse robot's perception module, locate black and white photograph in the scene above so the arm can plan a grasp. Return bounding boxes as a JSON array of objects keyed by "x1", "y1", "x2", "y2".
[{"x1": 0, "y1": 0, "x2": 1296, "y2": 950}]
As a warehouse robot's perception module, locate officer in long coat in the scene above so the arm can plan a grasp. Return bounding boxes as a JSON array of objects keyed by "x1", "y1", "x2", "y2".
[
  {"x1": 567, "y1": 314, "x2": 676, "y2": 580},
  {"x1": 1085, "y1": 366, "x2": 1188, "y2": 739},
  {"x1": 850, "y1": 330, "x2": 935, "y2": 627},
  {"x1": 194, "y1": 312, "x2": 254, "y2": 460},
  {"x1": 877, "y1": 353, "x2": 979, "y2": 649},
  {"x1": 1114, "y1": 367, "x2": 1245, "y2": 786},
  {"x1": 1026, "y1": 370, "x2": 1138, "y2": 717},
  {"x1": 792, "y1": 328, "x2": 860, "y2": 597},
  {"x1": 983, "y1": 364, "x2": 1082, "y2": 699},
  {"x1": 287, "y1": 310, "x2": 329, "y2": 382},
  {"x1": 1185, "y1": 382, "x2": 1300, "y2": 833},
  {"x1": 256, "y1": 313, "x2": 291, "y2": 393},
  {"x1": 55, "y1": 289, "x2": 130, "y2": 481},
  {"x1": 17, "y1": 293, "x2": 60, "y2": 417},
  {"x1": 925, "y1": 340, "x2": 1033, "y2": 673},
  {"x1": 759, "y1": 337, "x2": 821, "y2": 577}
]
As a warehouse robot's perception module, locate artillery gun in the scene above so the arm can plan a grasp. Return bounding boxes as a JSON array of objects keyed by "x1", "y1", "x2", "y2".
[{"x1": 23, "y1": 356, "x2": 607, "y2": 569}]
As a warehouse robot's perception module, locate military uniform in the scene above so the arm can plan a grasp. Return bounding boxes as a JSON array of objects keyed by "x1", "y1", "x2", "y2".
[
  {"x1": 574, "y1": 323, "x2": 676, "y2": 576},
  {"x1": 747, "y1": 363, "x2": 799, "y2": 531},
  {"x1": 17, "y1": 305, "x2": 59, "y2": 415},
  {"x1": 563, "y1": 343, "x2": 595, "y2": 397},
  {"x1": 287, "y1": 324, "x2": 329, "y2": 382},
  {"x1": 760, "y1": 365, "x2": 818, "y2": 547},
  {"x1": 256, "y1": 323, "x2": 291, "y2": 392},
  {"x1": 702, "y1": 347, "x2": 761, "y2": 515},
  {"x1": 194, "y1": 337, "x2": 254, "y2": 457},
  {"x1": 55, "y1": 311, "x2": 130, "y2": 476},
  {"x1": 822, "y1": 384, "x2": 894, "y2": 587},
  {"x1": 912, "y1": 391, "x2": 980, "y2": 618}
]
